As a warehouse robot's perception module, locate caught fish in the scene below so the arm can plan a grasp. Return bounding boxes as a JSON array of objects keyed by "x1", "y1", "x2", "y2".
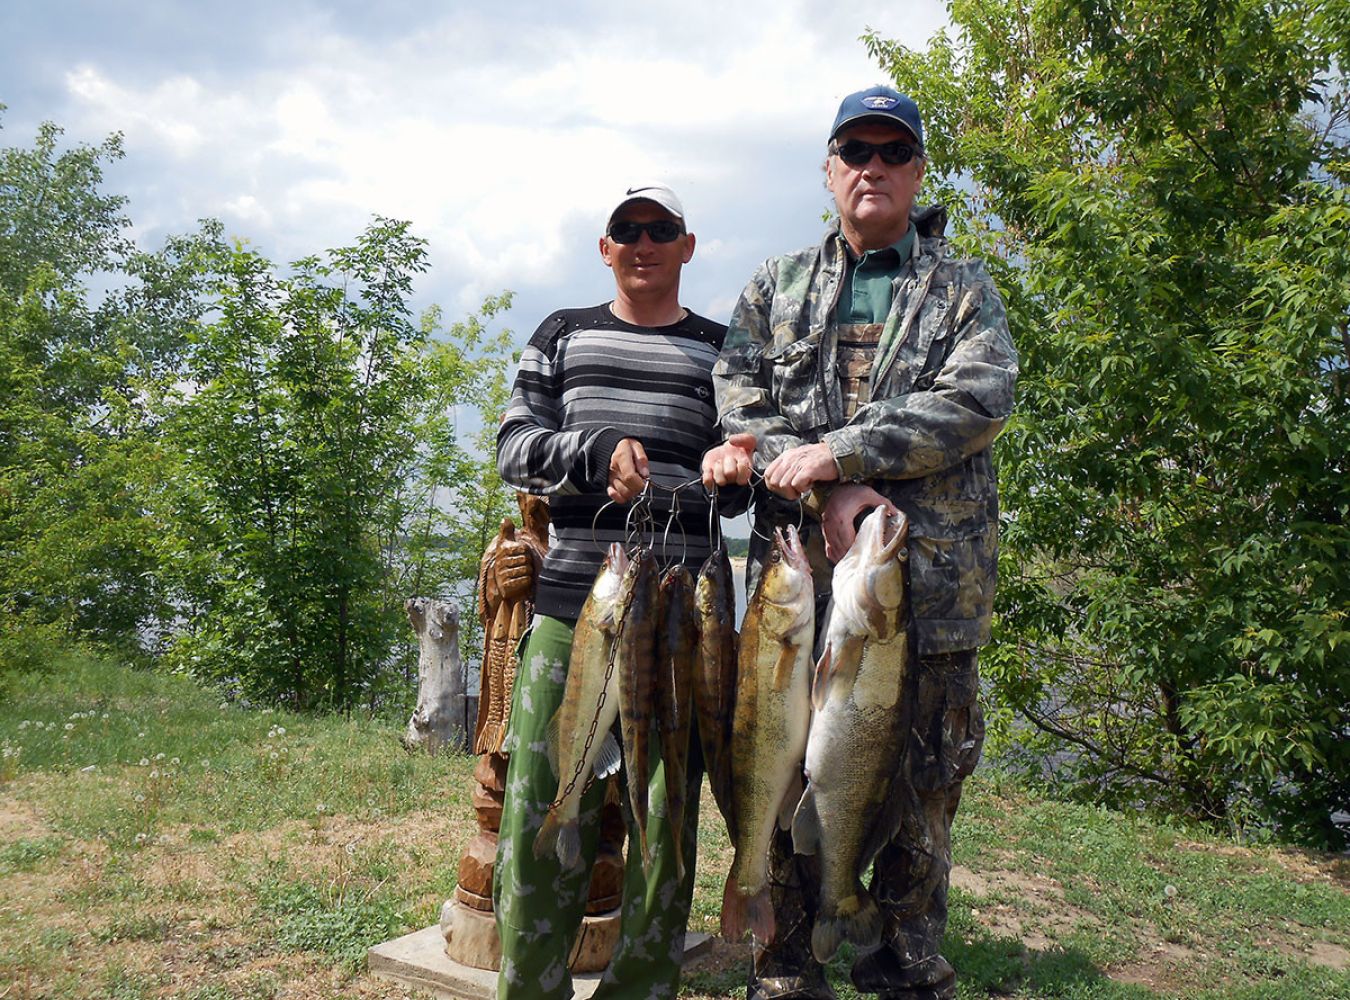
[
  {"x1": 534, "y1": 543, "x2": 631, "y2": 869},
  {"x1": 792, "y1": 506, "x2": 911, "y2": 963},
  {"x1": 721, "y1": 525, "x2": 815, "y2": 944},
  {"x1": 617, "y1": 549, "x2": 659, "y2": 869},
  {"x1": 694, "y1": 542, "x2": 738, "y2": 840},
  {"x1": 655, "y1": 564, "x2": 698, "y2": 881}
]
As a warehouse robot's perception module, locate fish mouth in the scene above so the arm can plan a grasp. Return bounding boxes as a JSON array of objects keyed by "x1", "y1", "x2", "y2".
[
  {"x1": 775, "y1": 524, "x2": 811, "y2": 573},
  {"x1": 859, "y1": 506, "x2": 909, "y2": 562},
  {"x1": 877, "y1": 509, "x2": 909, "y2": 561},
  {"x1": 608, "y1": 542, "x2": 631, "y2": 574}
]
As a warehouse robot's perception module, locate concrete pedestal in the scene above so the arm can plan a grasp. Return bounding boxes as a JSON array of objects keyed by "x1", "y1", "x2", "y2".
[{"x1": 368, "y1": 924, "x2": 712, "y2": 1000}]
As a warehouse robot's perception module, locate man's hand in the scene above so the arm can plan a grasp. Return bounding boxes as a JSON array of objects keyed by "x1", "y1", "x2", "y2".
[
  {"x1": 763, "y1": 442, "x2": 840, "y2": 501},
  {"x1": 701, "y1": 433, "x2": 756, "y2": 489},
  {"x1": 821, "y1": 483, "x2": 899, "y2": 562},
  {"x1": 608, "y1": 437, "x2": 650, "y2": 503}
]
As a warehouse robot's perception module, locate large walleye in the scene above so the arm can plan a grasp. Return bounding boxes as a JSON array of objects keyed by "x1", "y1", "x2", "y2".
[
  {"x1": 721, "y1": 525, "x2": 814, "y2": 944},
  {"x1": 693, "y1": 542, "x2": 738, "y2": 839},
  {"x1": 792, "y1": 506, "x2": 911, "y2": 963},
  {"x1": 617, "y1": 549, "x2": 659, "y2": 868},
  {"x1": 655, "y1": 564, "x2": 698, "y2": 880},
  {"x1": 534, "y1": 543, "x2": 632, "y2": 870}
]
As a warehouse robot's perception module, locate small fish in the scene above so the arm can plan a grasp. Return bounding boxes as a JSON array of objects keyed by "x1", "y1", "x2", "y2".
[
  {"x1": 792, "y1": 506, "x2": 911, "y2": 963},
  {"x1": 655, "y1": 564, "x2": 698, "y2": 881},
  {"x1": 694, "y1": 543, "x2": 738, "y2": 840},
  {"x1": 617, "y1": 548, "x2": 659, "y2": 868},
  {"x1": 533, "y1": 544, "x2": 631, "y2": 869},
  {"x1": 721, "y1": 525, "x2": 815, "y2": 944}
]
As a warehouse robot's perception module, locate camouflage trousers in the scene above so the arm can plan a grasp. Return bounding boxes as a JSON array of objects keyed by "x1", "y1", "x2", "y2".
[
  {"x1": 751, "y1": 650, "x2": 985, "y2": 1000},
  {"x1": 493, "y1": 614, "x2": 703, "y2": 1000}
]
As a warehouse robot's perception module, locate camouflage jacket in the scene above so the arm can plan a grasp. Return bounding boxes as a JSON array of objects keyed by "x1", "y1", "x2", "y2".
[{"x1": 713, "y1": 212, "x2": 1018, "y2": 654}]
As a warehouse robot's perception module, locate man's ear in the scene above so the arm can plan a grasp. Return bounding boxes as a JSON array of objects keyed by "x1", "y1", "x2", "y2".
[
  {"x1": 599, "y1": 235, "x2": 614, "y2": 267},
  {"x1": 682, "y1": 232, "x2": 696, "y2": 264}
]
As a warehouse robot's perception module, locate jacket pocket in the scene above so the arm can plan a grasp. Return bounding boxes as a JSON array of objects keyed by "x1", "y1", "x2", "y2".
[
  {"x1": 908, "y1": 521, "x2": 997, "y2": 653},
  {"x1": 762, "y1": 333, "x2": 825, "y2": 433}
]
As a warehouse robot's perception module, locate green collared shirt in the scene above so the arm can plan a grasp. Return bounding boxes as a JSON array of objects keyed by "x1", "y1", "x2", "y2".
[{"x1": 837, "y1": 227, "x2": 916, "y2": 323}]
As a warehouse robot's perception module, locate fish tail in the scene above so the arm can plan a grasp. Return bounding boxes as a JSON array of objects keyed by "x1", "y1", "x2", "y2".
[
  {"x1": 555, "y1": 818, "x2": 582, "y2": 871},
  {"x1": 533, "y1": 809, "x2": 581, "y2": 870},
  {"x1": 532, "y1": 808, "x2": 561, "y2": 862},
  {"x1": 811, "y1": 890, "x2": 882, "y2": 964},
  {"x1": 720, "y1": 873, "x2": 775, "y2": 944}
]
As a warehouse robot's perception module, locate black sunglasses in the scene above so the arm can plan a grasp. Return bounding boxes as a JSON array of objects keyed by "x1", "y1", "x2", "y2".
[
  {"x1": 830, "y1": 138, "x2": 922, "y2": 167},
  {"x1": 607, "y1": 219, "x2": 685, "y2": 244}
]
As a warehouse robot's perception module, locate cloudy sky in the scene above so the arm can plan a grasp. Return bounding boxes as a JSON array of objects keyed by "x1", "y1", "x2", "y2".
[{"x1": 3, "y1": 0, "x2": 949, "y2": 341}]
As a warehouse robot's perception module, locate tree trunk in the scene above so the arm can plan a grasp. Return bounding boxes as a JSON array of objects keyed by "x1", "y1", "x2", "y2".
[{"x1": 403, "y1": 597, "x2": 467, "y2": 753}]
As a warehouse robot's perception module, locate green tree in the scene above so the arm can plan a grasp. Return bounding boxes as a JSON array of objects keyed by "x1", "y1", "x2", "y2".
[
  {"x1": 165, "y1": 223, "x2": 513, "y2": 710},
  {"x1": 867, "y1": 0, "x2": 1350, "y2": 846},
  {"x1": 0, "y1": 118, "x2": 201, "y2": 671}
]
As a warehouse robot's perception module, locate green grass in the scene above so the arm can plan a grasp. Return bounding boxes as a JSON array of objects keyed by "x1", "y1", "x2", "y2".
[{"x1": 2, "y1": 650, "x2": 1348, "y2": 999}]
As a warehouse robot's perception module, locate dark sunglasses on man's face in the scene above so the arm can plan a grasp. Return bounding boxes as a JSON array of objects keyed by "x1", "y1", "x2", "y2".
[
  {"x1": 831, "y1": 138, "x2": 921, "y2": 167},
  {"x1": 607, "y1": 219, "x2": 685, "y2": 244}
]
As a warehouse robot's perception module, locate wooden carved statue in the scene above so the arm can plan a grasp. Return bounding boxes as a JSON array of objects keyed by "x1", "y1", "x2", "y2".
[
  {"x1": 444, "y1": 492, "x2": 625, "y2": 972},
  {"x1": 472, "y1": 493, "x2": 549, "y2": 754}
]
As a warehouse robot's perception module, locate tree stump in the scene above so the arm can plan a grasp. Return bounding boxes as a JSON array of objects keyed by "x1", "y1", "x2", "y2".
[{"x1": 403, "y1": 598, "x2": 466, "y2": 754}]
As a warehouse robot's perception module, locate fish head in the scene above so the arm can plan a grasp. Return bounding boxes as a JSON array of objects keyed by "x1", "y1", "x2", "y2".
[
  {"x1": 761, "y1": 525, "x2": 813, "y2": 609},
  {"x1": 695, "y1": 547, "x2": 734, "y2": 623},
  {"x1": 862, "y1": 507, "x2": 909, "y2": 614},
  {"x1": 831, "y1": 507, "x2": 909, "y2": 636},
  {"x1": 854, "y1": 506, "x2": 909, "y2": 564},
  {"x1": 587, "y1": 543, "x2": 634, "y2": 631}
]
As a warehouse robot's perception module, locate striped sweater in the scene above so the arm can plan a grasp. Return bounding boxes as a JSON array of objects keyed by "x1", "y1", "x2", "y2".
[{"x1": 497, "y1": 304, "x2": 728, "y2": 621}]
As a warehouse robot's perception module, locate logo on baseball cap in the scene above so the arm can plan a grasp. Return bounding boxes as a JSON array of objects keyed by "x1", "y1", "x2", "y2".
[
  {"x1": 829, "y1": 86, "x2": 924, "y2": 148},
  {"x1": 607, "y1": 182, "x2": 685, "y2": 226}
]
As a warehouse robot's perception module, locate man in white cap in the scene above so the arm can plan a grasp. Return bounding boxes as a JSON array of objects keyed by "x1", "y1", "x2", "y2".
[
  {"x1": 705, "y1": 85, "x2": 1018, "y2": 998},
  {"x1": 493, "y1": 183, "x2": 730, "y2": 999}
]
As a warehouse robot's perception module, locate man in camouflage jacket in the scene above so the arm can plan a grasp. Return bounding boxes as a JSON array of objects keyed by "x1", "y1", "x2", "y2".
[{"x1": 704, "y1": 86, "x2": 1018, "y2": 999}]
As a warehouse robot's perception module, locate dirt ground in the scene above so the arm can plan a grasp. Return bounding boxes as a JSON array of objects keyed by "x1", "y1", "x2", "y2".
[{"x1": 2, "y1": 784, "x2": 1346, "y2": 999}]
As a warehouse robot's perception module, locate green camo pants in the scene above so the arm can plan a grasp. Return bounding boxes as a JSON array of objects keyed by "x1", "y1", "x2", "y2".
[{"x1": 493, "y1": 614, "x2": 702, "y2": 999}]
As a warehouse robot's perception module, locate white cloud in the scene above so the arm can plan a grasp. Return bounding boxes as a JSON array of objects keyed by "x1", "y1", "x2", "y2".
[{"x1": 31, "y1": 1, "x2": 948, "y2": 326}]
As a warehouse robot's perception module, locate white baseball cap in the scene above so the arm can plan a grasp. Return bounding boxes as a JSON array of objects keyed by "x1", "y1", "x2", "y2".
[{"x1": 607, "y1": 182, "x2": 685, "y2": 227}]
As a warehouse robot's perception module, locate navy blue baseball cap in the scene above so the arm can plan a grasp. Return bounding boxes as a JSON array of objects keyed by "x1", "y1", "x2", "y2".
[{"x1": 829, "y1": 85, "x2": 924, "y2": 148}]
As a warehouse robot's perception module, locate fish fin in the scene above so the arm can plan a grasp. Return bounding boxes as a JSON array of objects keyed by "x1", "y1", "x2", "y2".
[
  {"x1": 543, "y1": 708, "x2": 562, "y2": 778},
  {"x1": 603, "y1": 775, "x2": 622, "y2": 806},
  {"x1": 720, "y1": 878, "x2": 776, "y2": 945},
  {"x1": 811, "y1": 890, "x2": 882, "y2": 964},
  {"x1": 593, "y1": 731, "x2": 621, "y2": 780},
  {"x1": 833, "y1": 634, "x2": 865, "y2": 687},
  {"x1": 748, "y1": 887, "x2": 776, "y2": 944},
  {"x1": 772, "y1": 634, "x2": 802, "y2": 692},
  {"x1": 791, "y1": 785, "x2": 820, "y2": 855},
  {"x1": 777, "y1": 771, "x2": 803, "y2": 831},
  {"x1": 811, "y1": 645, "x2": 833, "y2": 711}
]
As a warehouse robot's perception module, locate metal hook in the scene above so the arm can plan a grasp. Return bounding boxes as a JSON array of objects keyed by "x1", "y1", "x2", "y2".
[{"x1": 660, "y1": 484, "x2": 688, "y2": 568}]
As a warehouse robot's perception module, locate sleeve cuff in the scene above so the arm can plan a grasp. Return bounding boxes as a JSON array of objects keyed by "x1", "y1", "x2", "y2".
[
  {"x1": 584, "y1": 427, "x2": 630, "y2": 490},
  {"x1": 826, "y1": 432, "x2": 866, "y2": 482},
  {"x1": 801, "y1": 483, "x2": 835, "y2": 521}
]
